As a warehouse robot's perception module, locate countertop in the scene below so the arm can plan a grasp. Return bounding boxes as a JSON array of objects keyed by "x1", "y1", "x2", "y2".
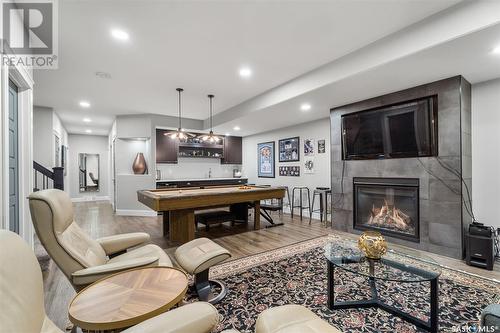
[{"x1": 156, "y1": 177, "x2": 247, "y2": 183}]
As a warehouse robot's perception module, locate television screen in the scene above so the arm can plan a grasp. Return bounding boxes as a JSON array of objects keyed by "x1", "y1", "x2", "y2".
[{"x1": 341, "y1": 96, "x2": 437, "y2": 160}]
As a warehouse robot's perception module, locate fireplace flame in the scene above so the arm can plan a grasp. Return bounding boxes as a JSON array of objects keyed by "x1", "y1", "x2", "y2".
[{"x1": 368, "y1": 200, "x2": 412, "y2": 231}]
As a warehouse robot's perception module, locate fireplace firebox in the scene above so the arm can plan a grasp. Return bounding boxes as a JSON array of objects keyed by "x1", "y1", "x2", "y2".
[{"x1": 353, "y1": 177, "x2": 419, "y2": 242}]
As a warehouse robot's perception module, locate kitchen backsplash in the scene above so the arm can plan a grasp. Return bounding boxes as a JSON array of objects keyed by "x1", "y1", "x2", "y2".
[{"x1": 156, "y1": 157, "x2": 242, "y2": 180}]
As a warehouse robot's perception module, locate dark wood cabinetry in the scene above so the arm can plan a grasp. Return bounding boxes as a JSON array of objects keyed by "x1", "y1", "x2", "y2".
[
  {"x1": 222, "y1": 136, "x2": 242, "y2": 164},
  {"x1": 156, "y1": 129, "x2": 179, "y2": 164},
  {"x1": 156, "y1": 129, "x2": 242, "y2": 165}
]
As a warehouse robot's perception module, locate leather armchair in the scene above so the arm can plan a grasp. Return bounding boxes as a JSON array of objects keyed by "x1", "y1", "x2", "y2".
[
  {"x1": 28, "y1": 189, "x2": 172, "y2": 291},
  {"x1": 0, "y1": 230, "x2": 219, "y2": 333}
]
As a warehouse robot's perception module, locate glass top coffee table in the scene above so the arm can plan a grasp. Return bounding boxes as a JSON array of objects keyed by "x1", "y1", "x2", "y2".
[{"x1": 324, "y1": 242, "x2": 441, "y2": 333}]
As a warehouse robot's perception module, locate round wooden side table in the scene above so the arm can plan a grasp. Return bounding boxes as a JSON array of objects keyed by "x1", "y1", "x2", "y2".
[{"x1": 68, "y1": 266, "x2": 188, "y2": 331}]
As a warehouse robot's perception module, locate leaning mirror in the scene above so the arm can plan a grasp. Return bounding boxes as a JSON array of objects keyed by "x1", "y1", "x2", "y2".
[{"x1": 79, "y1": 153, "x2": 100, "y2": 192}]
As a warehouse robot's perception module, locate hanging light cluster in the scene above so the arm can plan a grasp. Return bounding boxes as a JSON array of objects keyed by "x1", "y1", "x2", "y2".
[
  {"x1": 199, "y1": 94, "x2": 221, "y2": 143},
  {"x1": 167, "y1": 88, "x2": 222, "y2": 142},
  {"x1": 168, "y1": 88, "x2": 188, "y2": 140}
]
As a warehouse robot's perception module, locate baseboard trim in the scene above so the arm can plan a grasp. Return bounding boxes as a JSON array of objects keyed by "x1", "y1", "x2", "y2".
[
  {"x1": 71, "y1": 196, "x2": 110, "y2": 203},
  {"x1": 115, "y1": 209, "x2": 157, "y2": 217}
]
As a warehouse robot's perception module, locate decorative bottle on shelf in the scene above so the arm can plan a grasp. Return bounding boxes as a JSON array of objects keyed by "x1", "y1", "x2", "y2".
[{"x1": 132, "y1": 153, "x2": 147, "y2": 174}]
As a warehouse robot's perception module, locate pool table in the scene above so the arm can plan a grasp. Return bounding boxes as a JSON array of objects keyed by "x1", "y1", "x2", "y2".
[{"x1": 137, "y1": 185, "x2": 286, "y2": 243}]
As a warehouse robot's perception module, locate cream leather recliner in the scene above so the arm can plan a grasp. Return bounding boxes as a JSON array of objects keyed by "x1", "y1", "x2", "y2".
[
  {"x1": 29, "y1": 189, "x2": 232, "y2": 304},
  {"x1": 0, "y1": 230, "x2": 219, "y2": 333},
  {"x1": 28, "y1": 189, "x2": 173, "y2": 291}
]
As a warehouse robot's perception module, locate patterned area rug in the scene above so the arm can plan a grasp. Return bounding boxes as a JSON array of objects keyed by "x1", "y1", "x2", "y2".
[{"x1": 186, "y1": 234, "x2": 500, "y2": 333}]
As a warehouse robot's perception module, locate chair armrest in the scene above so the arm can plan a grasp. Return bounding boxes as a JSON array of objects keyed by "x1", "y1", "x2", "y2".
[
  {"x1": 71, "y1": 256, "x2": 158, "y2": 286},
  {"x1": 97, "y1": 232, "x2": 150, "y2": 255},
  {"x1": 481, "y1": 304, "x2": 500, "y2": 328},
  {"x1": 123, "y1": 302, "x2": 218, "y2": 333}
]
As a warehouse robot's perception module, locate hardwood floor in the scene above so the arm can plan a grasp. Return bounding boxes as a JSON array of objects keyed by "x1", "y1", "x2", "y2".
[{"x1": 42, "y1": 201, "x2": 499, "y2": 330}]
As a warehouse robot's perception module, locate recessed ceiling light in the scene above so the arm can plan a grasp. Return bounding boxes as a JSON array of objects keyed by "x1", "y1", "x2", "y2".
[
  {"x1": 79, "y1": 101, "x2": 91, "y2": 108},
  {"x1": 225, "y1": 133, "x2": 230, "y2": 136},
  {"x1": 239, "y1": 67, "x2": 252, "y2": 78},
  {"x1": 83, "y1": 117, "x2": 92, "y2": 123},
  {"x1": 111, "y1": 29, "x2": 129, "y2": 41},
  {"x1": 85, "y1": 129, "x2": 92, "y2": 134},
  {"x1": 492, "y1": 45, "x2": 500, "y2": 54},
  {"x1": 233, "y1": 126, "x2": 240, "y2": 131},
  {"x1": 300, "y1": 103, "x2": 312, "y2": 111}
]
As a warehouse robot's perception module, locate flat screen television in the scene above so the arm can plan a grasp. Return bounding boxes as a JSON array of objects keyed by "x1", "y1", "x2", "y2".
[{"x1": 341, "y1": 96, "x2": 438, "y2": 160}]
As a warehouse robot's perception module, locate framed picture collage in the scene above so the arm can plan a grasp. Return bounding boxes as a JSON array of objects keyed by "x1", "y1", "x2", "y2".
[{"x1": 258, "y1": 136, "x2": 326, "y2": 178}]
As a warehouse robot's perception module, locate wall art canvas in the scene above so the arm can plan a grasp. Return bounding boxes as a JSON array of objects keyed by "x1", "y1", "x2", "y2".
[
  {"x1": 318, "y1": 140, "x2": 326, "y2": 154},
  {"x1": 304, "y1": 157, "x2": 315, "y2": 174},
  {"x1": 61, "y1": 145, "x2": 68, "y2": 176},
  {"x1": 279, "y1": 136, "x2": 300, "y2": 162},
  {"x1": 258, "y1": 141, "x2": 275, "y2": 178},
  {"x1": 54, "y1": 134, "x2": 60, "y2": 167},
  {"x1": 304, "y1": 138, "x2": 314, "y2": 156},
  {"x1": 279, "y1": 166, "x2": 300, "y2": 177}
]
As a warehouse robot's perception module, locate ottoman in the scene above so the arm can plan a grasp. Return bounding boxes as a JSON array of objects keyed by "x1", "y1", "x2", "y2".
[
  {"x1": 175, "y1": 237, "x2": 231, "y2": 304},
  {"x1": 255, "y1": 305, "x2": 342, "y2": 333}
]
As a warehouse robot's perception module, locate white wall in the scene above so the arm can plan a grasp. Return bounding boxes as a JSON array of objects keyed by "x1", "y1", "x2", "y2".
[
  {"x1": 242, "y1": 118, "x2": 331, "y2": 217},
  {"x1": 33, "y1": 107, "x2": 69, "y2": 190},
  {"x1": 472, "y1": 78, "x2": 500, "y2": 229},
  {"x1": 68, "y1": 134, "x2": 110, "y2": 201},
  {"x1": 33, "y1": 107, "x2": 53, "y2": 168}
]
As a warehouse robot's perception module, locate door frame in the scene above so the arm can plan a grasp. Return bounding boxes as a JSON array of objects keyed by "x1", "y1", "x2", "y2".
[{"x1": 0, "y1": 55, "x2": 35, "y2": 245}]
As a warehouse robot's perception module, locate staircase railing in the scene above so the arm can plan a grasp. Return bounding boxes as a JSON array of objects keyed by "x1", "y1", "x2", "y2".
[{"x1": 33, "y1": 161, "x2": 64, "y2": 191}]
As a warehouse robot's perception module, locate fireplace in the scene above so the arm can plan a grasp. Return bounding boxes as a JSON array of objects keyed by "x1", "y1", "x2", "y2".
[{"x1": 353, "y1": 177, "x2": 419, "y2": 242}]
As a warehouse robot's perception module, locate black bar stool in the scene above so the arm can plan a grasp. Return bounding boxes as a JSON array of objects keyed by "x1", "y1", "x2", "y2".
[
  {"x1": 291, "y1": 186, "x2": 311, "y2": 221},
  {"x1": 311, "y1": 187, "x2": 332, "y2": 226}
]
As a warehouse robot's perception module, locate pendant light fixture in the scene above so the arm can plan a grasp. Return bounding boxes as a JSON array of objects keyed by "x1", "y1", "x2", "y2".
[
  {"x1": 168, "y1": 88, "x2": 193, "y2": 140},
  {"x1": 200, "y1": 94, "x2": 221, "y2": 143}
]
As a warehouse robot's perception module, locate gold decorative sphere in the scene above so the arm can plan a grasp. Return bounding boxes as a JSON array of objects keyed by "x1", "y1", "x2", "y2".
[{"x1": 358, "y1": 231, "x2": 388, "y2": 259}]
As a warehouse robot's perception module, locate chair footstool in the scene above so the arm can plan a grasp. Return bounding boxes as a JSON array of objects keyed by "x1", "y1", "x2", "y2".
[
  {"x1": 256, "y1": 304, "x2": 342, "y2": 333},
  {"x1": 175, "y1": 238, "x2": 231, "y2": 304}
]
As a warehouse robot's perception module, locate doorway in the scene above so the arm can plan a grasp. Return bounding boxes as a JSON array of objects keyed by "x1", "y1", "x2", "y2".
[{"x1": 8, "y1": 80, "x2": 19, "y2": 233}]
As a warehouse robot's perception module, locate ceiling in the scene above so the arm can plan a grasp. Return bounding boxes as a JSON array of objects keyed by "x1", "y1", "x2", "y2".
[
  {"x1": 213, "y1": 22, "x2": 500, "y2": 136},
  {"x1": 33, "y1": 0, "x2": 463, "y2": 135}
]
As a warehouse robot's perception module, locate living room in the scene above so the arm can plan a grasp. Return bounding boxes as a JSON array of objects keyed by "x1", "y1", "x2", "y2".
[{"x1": 1, "y1": 1, "x2": 499, "y2": 332}]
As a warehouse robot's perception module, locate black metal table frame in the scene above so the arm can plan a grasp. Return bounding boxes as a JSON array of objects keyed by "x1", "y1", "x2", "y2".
[{"x1": 327, "y1": 257, "x2": 439, "y2": 333}]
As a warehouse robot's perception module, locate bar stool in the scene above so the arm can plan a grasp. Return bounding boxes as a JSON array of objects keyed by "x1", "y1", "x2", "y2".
[
  {"x1": 291, "y1": 186, "x2": 311, "y2": 221},
  {"x1": 311, "y1": 187, "x2": 332, "y2": 226},
  {"x1": 281, "y1": 186, "x2": 291, "y2": 216}
]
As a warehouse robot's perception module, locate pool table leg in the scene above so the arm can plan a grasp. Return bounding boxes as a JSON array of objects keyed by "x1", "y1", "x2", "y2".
[
  {"x1": 162, "y1": 212, "x2": 170, "y2": 236},
  {"x1": 169, "y1": 209, "x2": 196, "y2": 243},
  {"x1": 253, "y1": 200, "x2": 261, "y2": 230}
]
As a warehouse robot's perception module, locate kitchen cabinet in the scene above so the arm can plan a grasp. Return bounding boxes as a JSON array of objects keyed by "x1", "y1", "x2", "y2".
[
  {"x1": 155, "y1": 129, "x2": 242, "y2": 164},
  {"x1": 156, "y1": 129, "x2": 178, "y2": 163},
  {"x1": 222, "y1": 136, "x2": 242, "y2": 164}
]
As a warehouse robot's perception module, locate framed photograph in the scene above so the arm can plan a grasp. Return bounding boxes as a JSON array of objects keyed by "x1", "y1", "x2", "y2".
[
  {"x1": 279, "y1": 136, "x2": 300, "y2": 162},
  {"x1": 279, "y1": 166, "x2": 300, "y2": 176},
  {"x1": 304, "y1": 157, "x2": 314, "y2": 174},
  {"x1": 318, "y1": 140, "x2": 326, "y2": 154},
  {"x1": 257, "y1": 141, "x2": 275, "y2": 178},
  {"x1": 304, "y1": 138, "x2": 314, "y2": 156}
]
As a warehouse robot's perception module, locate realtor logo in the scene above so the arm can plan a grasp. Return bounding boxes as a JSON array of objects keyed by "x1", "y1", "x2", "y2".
[{"x1": 1, "y1": 0, "x2": 58, "y2": 69}]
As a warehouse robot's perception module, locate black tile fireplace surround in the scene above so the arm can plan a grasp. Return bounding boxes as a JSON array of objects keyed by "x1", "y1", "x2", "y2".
[{"x1": 353, "y1": 177, "x2": 419, "y2": 242}]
